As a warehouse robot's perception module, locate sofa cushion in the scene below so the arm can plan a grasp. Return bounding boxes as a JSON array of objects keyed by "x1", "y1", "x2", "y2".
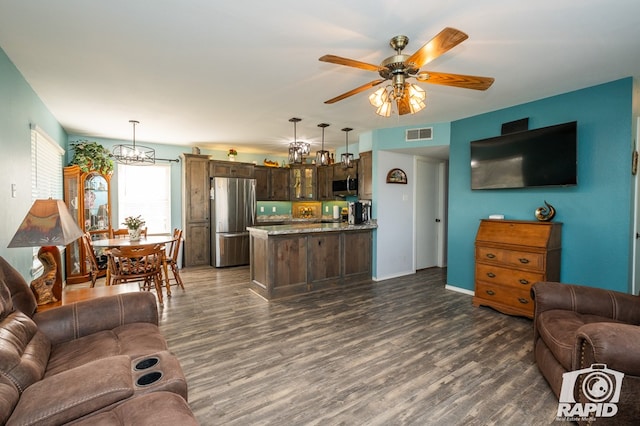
[
  {"x1": 536, "y1": 309, "x2": 623, "y2": 370},
  {"x1": 69, "y1": 392, "x2": 199, "y2": 426},
  {"x1": 0, "y1": 277, "x2": 51, "y2": 394},
  {"x1": 7, "y1": 355, "x2": 134, "y2": 426},
  {"x1": 45, "y1": 322, "x2": 167, "y2": 377},
  {"x1": 0, "y1": 256, "x2": 37, "y2": 318},
  {"x1": 0, "y1": 378, "x2": 20, "y2": 425}
]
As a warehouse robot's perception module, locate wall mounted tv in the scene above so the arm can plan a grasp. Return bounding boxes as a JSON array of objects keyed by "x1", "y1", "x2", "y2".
[{"x1": 470, "y1": 121, "x2": 577, "y2": 190}]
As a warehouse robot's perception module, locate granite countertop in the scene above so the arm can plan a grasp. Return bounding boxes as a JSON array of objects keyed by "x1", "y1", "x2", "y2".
[{"x1": 248, "y1": 220, "x2": 377, "y2": 235}]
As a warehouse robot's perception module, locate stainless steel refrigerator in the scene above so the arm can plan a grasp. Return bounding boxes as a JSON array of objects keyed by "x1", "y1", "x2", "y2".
[{"x1": 210, "y1": 177, "x2": 256, "y2": 267}]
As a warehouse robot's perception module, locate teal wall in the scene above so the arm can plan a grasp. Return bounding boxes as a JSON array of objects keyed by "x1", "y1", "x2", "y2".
[
  {"x1": 0, "y1": 47, "x2": 68, "y2": 278},
  {"x1": 447, "y1": 78, "x2": 634, "y2": 293}
]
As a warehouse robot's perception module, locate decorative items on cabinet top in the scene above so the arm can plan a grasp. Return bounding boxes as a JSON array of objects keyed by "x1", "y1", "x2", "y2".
[{"x1": 69, "y1": 140, "x2": 114, "y2": 175}]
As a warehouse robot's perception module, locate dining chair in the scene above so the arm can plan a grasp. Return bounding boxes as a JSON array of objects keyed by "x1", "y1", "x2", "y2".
[
  {"x1": 80, "y1": 232, "x2": 108, "y2": 287},
  {"x1": 165, "y1": 228, "x2": 185, "y2": 290},
  {"x1": 107, "y1": 244, "x2": 165, "y2": 304},
  {"x1": 111, "y1": 227, "x2": 148, "y2": 239}
]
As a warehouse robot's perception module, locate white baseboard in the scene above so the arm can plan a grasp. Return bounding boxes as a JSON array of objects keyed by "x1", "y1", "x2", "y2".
[{"x1": 444, "y1": 284, "x2": 474, "y2": 297}]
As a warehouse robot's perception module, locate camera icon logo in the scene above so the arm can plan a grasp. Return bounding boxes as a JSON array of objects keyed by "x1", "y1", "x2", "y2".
[{"x1": 557, "y1": 363, "x2": 624, "y2": 419}]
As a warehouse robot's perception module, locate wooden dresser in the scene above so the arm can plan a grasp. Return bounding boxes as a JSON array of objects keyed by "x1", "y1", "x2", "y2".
[{"x1": 473, "y1": 219, "x2": 562, "y2": 318}]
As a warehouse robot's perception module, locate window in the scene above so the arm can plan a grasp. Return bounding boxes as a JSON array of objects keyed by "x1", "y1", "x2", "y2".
[
  {"x1": 30, "y1": 124, "x2": 64, "y2": 274},
  {"x1": 31, "y1": 124, "x2": 64, "y2": 200},
  {"x1": 117, "y1": 164, "x2": 171, "y2": 234}
]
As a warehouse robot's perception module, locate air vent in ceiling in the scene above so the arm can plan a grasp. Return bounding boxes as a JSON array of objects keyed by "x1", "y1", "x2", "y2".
[{"x1": 406, "y1": 127, "x2": 433, "y2": 141}]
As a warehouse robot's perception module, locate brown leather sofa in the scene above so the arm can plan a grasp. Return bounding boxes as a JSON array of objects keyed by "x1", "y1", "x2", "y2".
[
  {"x1": 0, "y1": 256, "x2": 197, "y2": 425},
  {"x1": 532, "y1": 281, "x2": 640, "y2": 424}
]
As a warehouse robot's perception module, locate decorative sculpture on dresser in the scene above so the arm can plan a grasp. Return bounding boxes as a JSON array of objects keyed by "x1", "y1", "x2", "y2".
[{"x1": 535, "y1": 200, "x2": 556, "y2": 221}]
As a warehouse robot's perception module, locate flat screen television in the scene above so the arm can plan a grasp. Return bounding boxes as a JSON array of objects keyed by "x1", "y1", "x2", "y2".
[{"x1": 470, "y1": 121, "x2": 577, "y2": 190}]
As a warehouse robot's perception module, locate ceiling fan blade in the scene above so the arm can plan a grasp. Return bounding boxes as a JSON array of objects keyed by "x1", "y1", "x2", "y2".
[
  {"x1": 415, "y1": 71, "x2": 494, "y2": 90},
  {"x1": 324, "y1": 79, "x2": 386, "y2": 104},
  {"x1": 319, "y1": 55, "x2": 383, "y2": 72},
  {"x1": 406, "y1": 27, "x2": 469, "y2": 69}
]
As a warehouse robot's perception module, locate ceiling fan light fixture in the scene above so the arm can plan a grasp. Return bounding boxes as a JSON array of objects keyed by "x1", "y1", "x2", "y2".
[
  {"x1": 407, "y1": 83, "x2": 426, "y2": 114},
  {"x1": 112, "y1": 120, "x2": 155, "y2": 165},
  {"x1": 368, "y1": 86, "x2": 388, "y2": 108}
]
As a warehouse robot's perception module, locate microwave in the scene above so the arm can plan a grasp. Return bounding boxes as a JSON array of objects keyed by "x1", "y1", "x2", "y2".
[{"x1": 332, "y1": 177, "x2": 358, "y2": 197}]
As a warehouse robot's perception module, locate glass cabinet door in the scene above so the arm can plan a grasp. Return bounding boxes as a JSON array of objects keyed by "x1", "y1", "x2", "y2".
[{"x1": 83, "y1": 173, "x2": 110, "y2": 237}]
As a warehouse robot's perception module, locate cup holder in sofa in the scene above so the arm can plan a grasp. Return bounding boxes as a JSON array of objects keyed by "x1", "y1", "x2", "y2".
[
  {"x1": 134, "y1": 356, "x2": 160, "y2": 371},
  {"x1": 136, "y1": 371, "x2": 163, "y2": 387}
]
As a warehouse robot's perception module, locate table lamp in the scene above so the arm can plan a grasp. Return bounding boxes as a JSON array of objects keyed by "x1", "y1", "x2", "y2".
[{"x1": 8, "y1": 198, "x2": 84, "y2": 305}]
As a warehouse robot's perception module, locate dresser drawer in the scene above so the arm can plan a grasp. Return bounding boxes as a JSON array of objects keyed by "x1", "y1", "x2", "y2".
[
  {"x1": 475, "y1": 263, "x2": 543, "y2": 289},
  {"x1": 475, "y1": 281, "x2": 534, "y2": 314},
  {"x1": 476, "y1": 246, "x2": 545, "y2": 271}
]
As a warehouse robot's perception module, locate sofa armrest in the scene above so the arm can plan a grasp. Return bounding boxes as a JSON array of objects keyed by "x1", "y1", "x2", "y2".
[
  {"x1": 575, "y1": 322, "x2": 640, "y2": 377},
  {"x1": 7, "y1": 355, "x2": 134, "y2": 426},
  {"x1": 33, "y1": 292, "x2": 158, "y2": 345},
  {"x1": 532, "y1": 281, "x2": 640, "y2": 323}
]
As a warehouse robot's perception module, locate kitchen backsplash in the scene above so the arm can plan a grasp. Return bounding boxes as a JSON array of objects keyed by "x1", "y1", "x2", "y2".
[{"x1": 256, "y1": 201, "x2": 349, "y2": 219}]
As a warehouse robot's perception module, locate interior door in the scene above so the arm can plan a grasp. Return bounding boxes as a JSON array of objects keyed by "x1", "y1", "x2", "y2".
[{"x1": 415, "y1": 158, "x2": 440, "y2": 269}]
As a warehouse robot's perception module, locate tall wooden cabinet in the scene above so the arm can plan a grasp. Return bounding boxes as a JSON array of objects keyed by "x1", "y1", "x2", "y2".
[
  {"x1": 63, "y1": 165, "x2": 112, "y2": 284},
  {"x1": 182, "y1": 154, "x2": 211, "y2": 267},
  {"x1": 358, "y1": 151, "x2": 372, "y2": 199},
  {"x1": 473, "y1": 219, "x2": 562, "y2": 318}
]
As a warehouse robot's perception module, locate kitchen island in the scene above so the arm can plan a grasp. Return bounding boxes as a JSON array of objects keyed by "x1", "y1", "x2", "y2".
[{"x1": 247, "y1": 221, "x2": 377, "y2": 300}]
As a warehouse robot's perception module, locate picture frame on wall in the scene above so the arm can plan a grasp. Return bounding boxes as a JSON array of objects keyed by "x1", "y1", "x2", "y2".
[{"x1": 386, "y1": 168, "x2": 407, "y2": 184}]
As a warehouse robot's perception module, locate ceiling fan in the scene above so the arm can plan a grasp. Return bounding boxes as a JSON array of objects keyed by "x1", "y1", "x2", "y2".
[{"x1": 319, "y1": 27, "x2": 494, "y2": 116}]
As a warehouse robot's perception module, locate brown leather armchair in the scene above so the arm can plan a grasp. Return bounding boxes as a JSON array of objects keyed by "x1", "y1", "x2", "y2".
[{"x1": 531, "y1": 281, "x2": 640, "y2": 424}]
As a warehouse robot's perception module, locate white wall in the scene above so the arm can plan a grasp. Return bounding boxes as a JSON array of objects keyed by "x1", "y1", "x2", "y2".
[{"x1": 374, "y1": 151, "x2": 415, "y2": 280}]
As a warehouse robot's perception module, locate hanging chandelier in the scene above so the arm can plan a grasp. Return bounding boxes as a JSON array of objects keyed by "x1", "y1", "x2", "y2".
[
  {"x1": 112, "y1": 120, "x2": 155, "y2": 165},
  {"x1": 341, "y1": 127, "x2": 354, "y2": 168},
  {"x1": 288, "y1": 117, "x2": 310, "y2": 164},
  {"x1": 368, "y1": 74, "x2": 426, "y2": 117},
  {"x1": 315, "y1": 123, "x2": 330, "y2": 166}
]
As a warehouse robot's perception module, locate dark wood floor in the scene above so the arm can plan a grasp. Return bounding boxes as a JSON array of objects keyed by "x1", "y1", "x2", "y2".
[{"x1": 143, "y1": 266, "x2": 560, "y2": 425}]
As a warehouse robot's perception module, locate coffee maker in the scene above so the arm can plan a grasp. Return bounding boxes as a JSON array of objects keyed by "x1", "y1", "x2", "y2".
[{"x1": 348, "y1": 200, "x2": 372, "y2": 224}]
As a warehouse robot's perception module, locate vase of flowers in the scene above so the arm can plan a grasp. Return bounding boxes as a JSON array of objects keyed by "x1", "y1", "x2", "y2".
[
  {"x1": 227, "y1": 148, "x2": 237, "y2": 161},
  {"x1": 122, "y1": 215, "x2": 146, "y2": 241}
]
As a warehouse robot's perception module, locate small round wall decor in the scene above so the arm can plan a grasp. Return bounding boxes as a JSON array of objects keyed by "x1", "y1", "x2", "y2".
[{"x1": 386, "y1": 168, "x2": 407, "y2": 184}]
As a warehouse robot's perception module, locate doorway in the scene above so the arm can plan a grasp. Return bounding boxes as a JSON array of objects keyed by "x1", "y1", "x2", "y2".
[{"x1": 415, "y1": 158, "x2": 448, "y2": 270}]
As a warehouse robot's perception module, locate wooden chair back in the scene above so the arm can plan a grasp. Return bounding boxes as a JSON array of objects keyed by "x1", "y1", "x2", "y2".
[
  {"x1": 81, "y1": 232, "x2": 107, "y2": 287},
  {"x1": 107, "y1": 244, "x2": 165, "y2": 303}
]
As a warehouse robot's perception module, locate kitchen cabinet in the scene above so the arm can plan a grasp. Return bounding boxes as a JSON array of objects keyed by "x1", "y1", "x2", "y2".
[
  {"x1": 332, "y1": 160, "x2": 358, "y2": 181},
  {"x1": 255, "y1": 166, "x2": 290, "y2": 201},
  {"x1": 63, "y1": 165, "x2": 112, "y2": 284},
  {"x1": 473, "y1": 219, "x2": 562, "y2": 318},
  {"x1": 182, "y1": 154, "x2": 211, "y2": 267},
  {"x1": 316, "y1": 165, "x2": 333, "y2": 200},
  {"x1": 291, "y1": 165, "x2": 316, "y2": 200},
  {"x1": 210, "y1": 160, "x2": 254, "y2": 178},
  {"x1": 358, "y1": 151, "x2": 372, "y2": 200}
]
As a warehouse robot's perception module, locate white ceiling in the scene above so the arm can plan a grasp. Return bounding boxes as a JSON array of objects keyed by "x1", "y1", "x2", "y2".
[{"x1": 0, "y1": 0, "x2": 639, "y2": 156}]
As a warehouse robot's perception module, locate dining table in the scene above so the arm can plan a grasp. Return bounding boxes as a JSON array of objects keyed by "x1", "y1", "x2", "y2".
[{"x1": 92, "y1": 235, "x2": 176, "y2": 296}]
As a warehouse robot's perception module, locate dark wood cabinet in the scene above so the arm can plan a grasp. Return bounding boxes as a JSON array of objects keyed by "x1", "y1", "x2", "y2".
[
  {"x1": 317, "y1": 165, "x2": 333, "y2": 201},
  {"x1": 210, "y1": 160, "x2": 254, "y2": 178},
  {"x1": 473, "y1": 219, "x2": 562, "y2": 318},
  {"x1": 255, "y1": 166, "x2": 290, "y2": 201},
  {"x1": 182, "y1": 154, "x2": 211, "y2": 267},
  {"x1": 332, "y1": 160, "x2": 358, "y2": 181}
]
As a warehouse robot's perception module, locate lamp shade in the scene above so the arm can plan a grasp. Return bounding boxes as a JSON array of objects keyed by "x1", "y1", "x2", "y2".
[{"x1": 8, "y1": 199, "x2": 84, "y2": 248}]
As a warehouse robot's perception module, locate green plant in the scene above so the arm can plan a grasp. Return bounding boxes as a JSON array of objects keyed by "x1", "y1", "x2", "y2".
[
  {"x1": 69, "y1": 140, "x2": 114, "y2": 175},
  {"x1": 122, "y1": 215, "x2": 146, "y2": 230}
]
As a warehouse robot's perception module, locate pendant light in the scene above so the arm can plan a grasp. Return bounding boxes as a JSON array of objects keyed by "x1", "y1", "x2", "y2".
[
  {"x1": 112, "y1": 120, "x2": 155, "y2": 165},
  {"x1": 341, "y1": 127, "x2": 354, "y2": 169},
  {"x1": 315, "y1": 123, "x2": 330, "y2": 166},
  {"x1": 288, "y1": 117, "x2": 309, "y2": 164}
]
